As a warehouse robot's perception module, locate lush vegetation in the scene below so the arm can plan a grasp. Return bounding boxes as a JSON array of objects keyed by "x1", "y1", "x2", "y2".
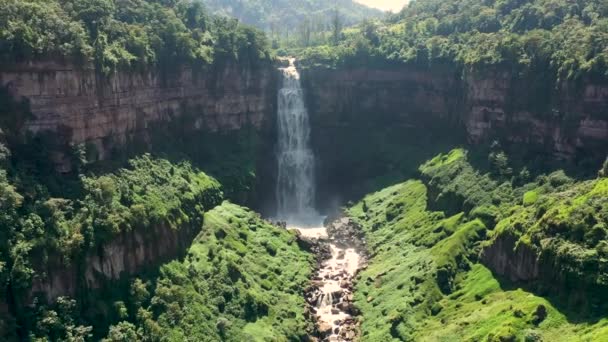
[
  {"x1": 0, "y1": 145, "x2": 223, "y2": 340},
  {"x1": 297, "y1": 0, "x2": 608, "y2": 80},
  {"x1": 348, "y1": 148, "x2": 608, "y2": 341},
  {"x1": 0, "y1": 0, "x2": 272, "y2": 73},
  {"x1": 103, "y1": 202, "x2": 314, "y2": 341},
  {"x1": 204, "y1": 0, "x2": 382, "y2": 37}
]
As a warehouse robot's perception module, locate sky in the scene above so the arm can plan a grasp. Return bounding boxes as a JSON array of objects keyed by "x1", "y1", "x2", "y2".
[{"x1": 354, "y1": 0, "x2": 409, "y2": 12}]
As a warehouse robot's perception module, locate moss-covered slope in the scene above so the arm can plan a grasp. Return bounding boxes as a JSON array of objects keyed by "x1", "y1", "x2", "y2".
[
  {"x1": 117, "y1": 202, "x2": 314, "y2": 341},
  {"x1": 348, "y1": 149, "x2": 608, "y2": 341}
]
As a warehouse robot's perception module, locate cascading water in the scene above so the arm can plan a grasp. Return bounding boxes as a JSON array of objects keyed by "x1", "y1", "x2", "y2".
[
  {"x1": 276, "y1": 58, "x2": 319, "y2": 225},
  {"x1": 277, "y1": 60, "x2": 363, "y2": 341}
]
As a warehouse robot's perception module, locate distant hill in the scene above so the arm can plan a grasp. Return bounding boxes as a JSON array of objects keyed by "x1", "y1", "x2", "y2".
[{"x1": 202, "y1": 0, "x2": 384, "y2": 31}]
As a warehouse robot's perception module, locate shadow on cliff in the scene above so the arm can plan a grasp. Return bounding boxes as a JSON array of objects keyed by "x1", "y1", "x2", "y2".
[{"x1": 490, "y1": 269, "x2": 605, "y2": 326}]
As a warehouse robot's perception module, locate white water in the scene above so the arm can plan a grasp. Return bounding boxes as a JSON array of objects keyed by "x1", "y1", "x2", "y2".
[
  {"x1": 276, "y1": 58, "x2": 320, "y2": 226},
  {"x1": 277, "y1": 60, "x2": 361, "y2": 340},
  {"x1": 296, "y1": 220, "x2": 362, "y2": 341}
]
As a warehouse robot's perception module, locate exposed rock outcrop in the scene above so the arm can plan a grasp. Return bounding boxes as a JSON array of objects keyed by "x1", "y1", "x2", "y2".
[
  {"x1": 480, "y1": 232, "x2": 540, "y2": 282},
  {"x1": 301, "y1": 66, "x2": 608, "y2": 207},
  {"x1": 0, "y1": 61, "x2": 277, "y2": 170},
  {"x1": 302, "y1": 66, "x2": 608, "y2": 160},
  {"x1": 30, "y1": 221, "x2": 201, "y2": 303}
]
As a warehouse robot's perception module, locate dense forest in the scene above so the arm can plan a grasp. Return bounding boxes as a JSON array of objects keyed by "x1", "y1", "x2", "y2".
[
  {"x1": 1, "y1": 0, "x2": 608, "y2": 341},
  {"x1": 298, "y1": 0, "x2": 608, "y2": 80},
  {"x1": 203, "y1": 0, "x2": 383, "y2": 31},
  {"x1": 0, "y1": 0, "x2": 272, "y2": 73}
]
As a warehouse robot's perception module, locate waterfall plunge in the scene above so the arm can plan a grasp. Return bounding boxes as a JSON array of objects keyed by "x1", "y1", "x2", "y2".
[{"x1": 276, "y1": 59, "x2": 319, "y2": 226}]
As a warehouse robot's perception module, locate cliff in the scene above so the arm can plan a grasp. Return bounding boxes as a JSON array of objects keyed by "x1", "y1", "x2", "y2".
[
  {"x1": 302, "y1": 66, "x2": 608, "y2": 158},
  {"x1": 464, "y1": 69, "x2": 608, "y2": 159},
  {"x1": 0, "y1": 61, "x2": 278, "y2": 171},
  {"x1": 480, "y1": 231, "x2": 540, "y2": 282},
  {"x1": 30, "y1": 221, "x2": 201, "y2": 303},
  {"x1": 300, "y1": 66, "x2": 608, "y2": 207}
]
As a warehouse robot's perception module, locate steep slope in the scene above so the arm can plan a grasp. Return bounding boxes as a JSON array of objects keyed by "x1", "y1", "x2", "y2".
[
  {"x1": 348, "y1": 149, "x2": 608, "y2": 341},
  {"x1": 106, "y1": 202, "x2": 314, "y2": 341},
  {"x1": 0, "y1": 152, "x2": 223, "y2": 340},
  {"x1": 296, "y1": 0, "x2": 608, "y2": 190}
]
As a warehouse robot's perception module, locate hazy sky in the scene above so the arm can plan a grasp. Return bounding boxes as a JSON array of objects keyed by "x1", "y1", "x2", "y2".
[{"x1": 354, "y1": 0, "x2": 409, "y2": 12}]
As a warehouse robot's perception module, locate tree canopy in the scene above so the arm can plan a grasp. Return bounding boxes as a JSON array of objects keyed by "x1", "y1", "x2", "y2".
[
  {"x1": 298, "y1": 0, "x2": 608, "y2": 80},
  {"x1": 0, "y1": 0, "x2": 272, "y2": 73}
]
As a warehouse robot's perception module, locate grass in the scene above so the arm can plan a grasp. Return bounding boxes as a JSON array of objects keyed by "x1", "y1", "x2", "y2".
[
  {"x1": 347, "y1": 149, "x2": 608, "y2": 341},
  {"x1": 137, "y1": 202, "x2": 315, "y2": 341}
]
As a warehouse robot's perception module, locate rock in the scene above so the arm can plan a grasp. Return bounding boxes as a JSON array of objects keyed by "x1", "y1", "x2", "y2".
[
  {"x1": 318, "y1": 323, "x2": 332, "y2": 336},
  {"x1": 337, "y1": 302, "x2": 353, "y2": 313},
  {"x1": 331, "y1": 308, "x2": 340, "y2": 315}
]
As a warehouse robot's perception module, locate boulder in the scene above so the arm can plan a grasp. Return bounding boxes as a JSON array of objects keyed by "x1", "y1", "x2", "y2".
[{"x1": 318, "y1": 322, "x2": 332, "y2": 336}]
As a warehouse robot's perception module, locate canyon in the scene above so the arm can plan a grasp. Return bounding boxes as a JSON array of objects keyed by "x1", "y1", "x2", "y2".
[
  {"x1": 3, "y1": 63, "x2": 607, "y2": 176},
  {"x1": 0, "y1": 61, "x2": 277, "y2": 170},
  {"x1": 2, "y1": 59, "x2": 608, "y2": 340}
]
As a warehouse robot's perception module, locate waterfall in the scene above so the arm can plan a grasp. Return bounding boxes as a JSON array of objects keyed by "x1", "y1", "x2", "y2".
[{"x1": 276, "y1": 58, "x2": 319, "y2": 226}]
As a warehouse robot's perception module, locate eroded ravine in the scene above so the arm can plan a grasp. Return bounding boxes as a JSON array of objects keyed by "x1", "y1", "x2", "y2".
[{"x1": 295, "y1": 218, "x2": 366, "y2": 341}]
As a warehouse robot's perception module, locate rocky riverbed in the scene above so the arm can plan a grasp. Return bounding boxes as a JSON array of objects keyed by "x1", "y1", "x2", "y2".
[{"x1": 294, "y1": 218, "x2": 367, "y2": 341}]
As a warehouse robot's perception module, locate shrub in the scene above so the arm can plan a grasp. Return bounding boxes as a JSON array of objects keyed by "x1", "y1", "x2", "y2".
[{"x1": 523, "y1": 191, "x2": 539, "y2": 206}]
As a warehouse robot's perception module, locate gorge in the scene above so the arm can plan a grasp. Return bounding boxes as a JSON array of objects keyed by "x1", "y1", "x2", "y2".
[{"x1": 1, "y1": 0, "x2": 608, "y2": 341}]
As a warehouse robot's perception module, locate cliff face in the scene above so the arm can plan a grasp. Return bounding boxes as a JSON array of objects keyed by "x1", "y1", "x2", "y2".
[
  {"x1": 464, "y1": 70, "x2": 608, "y2": 159},
  {"x1": 0, "y1": 61, "x2": 277, "y2": 170},
  {"x1": 303, "y1": 66, "x2": 608, "y2": 159},
  {"x1": 300, "y1": 66, "x2": 464, "y2": 209},
  {"x1": 30, "y1": 222, "x2": 200, "y2": 304},
  {"x1": 480, "y1": 232, "x2": 540, "y2": 282},
  {"x1": 301, "y1": 66, "x2": 608, "y2": 208}
]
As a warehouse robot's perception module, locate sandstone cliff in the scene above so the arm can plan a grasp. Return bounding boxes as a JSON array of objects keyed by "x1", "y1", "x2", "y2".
[
  {"x1": 0, "y1": 61, "x2": 277, "y2": 171},
  {"x1": 302, "y1": 66, "x2": 608, "y2": 160},
  {"x1": 30, "y1": 221, "x2": 201, "y2": 303},
  {"x1": 300, "y1": 66, "x2": 608, "y2": 207}
]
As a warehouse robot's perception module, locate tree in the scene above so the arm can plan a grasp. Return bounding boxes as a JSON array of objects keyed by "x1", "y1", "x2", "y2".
[
  {"x1": 103, "y1": 322, "x2": 140, "y2": 342},
  {"x1": 331, "y1": 9, "x2": 343, "y2": 45}
]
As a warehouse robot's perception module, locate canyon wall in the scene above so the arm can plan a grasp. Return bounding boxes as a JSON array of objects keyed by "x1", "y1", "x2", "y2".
[
  {"x1": 31, "y1": 221, "x2": 202, "y2": 303},
  {"x1": 0, "y1": 61, "x2": 278, "y2": 336},
  {"x1": 301, "y1": 66, "x2": 464, "y2": 209},
  {"x1": 302, "y1": 66, "x2": 608, "y2": 160},
  {"x1": 301, "y1": 66, "x2": 608, "y2": 208},
  {"x1": 0, "y1": 61, "x2": 278, "y2": 171},
  {"x1": 464, "y1": 69, "x2": 608, "y2": 159}
]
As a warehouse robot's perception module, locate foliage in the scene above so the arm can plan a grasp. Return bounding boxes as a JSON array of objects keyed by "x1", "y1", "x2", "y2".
[
  {"x1": 347, "y1": 148, "x2": 608, "y2": 340},
  {"x1": 297, "y1": 0, "x2": 608, "y2": 79},
  {"x1": 124, "y1": 202, "x2": 314, "y2": 341},
  {"x1": 204, "y1": 0, "x2": 382, "y2": 33},
  {"x1": 0, "y1": 0, "x2": 272, "y2": 73},
  {"x1": 0, "y1": 149, "x2": 223, "y2": 339}
]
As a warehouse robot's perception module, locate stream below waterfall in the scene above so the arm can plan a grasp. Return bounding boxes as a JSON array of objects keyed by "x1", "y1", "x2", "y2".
[
  {"x1": 294, "y1": 218, "x2": 366, "y2": 341},
  {"x1": 275, "y1": 58, "x2": 365, "y2": 341}
]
